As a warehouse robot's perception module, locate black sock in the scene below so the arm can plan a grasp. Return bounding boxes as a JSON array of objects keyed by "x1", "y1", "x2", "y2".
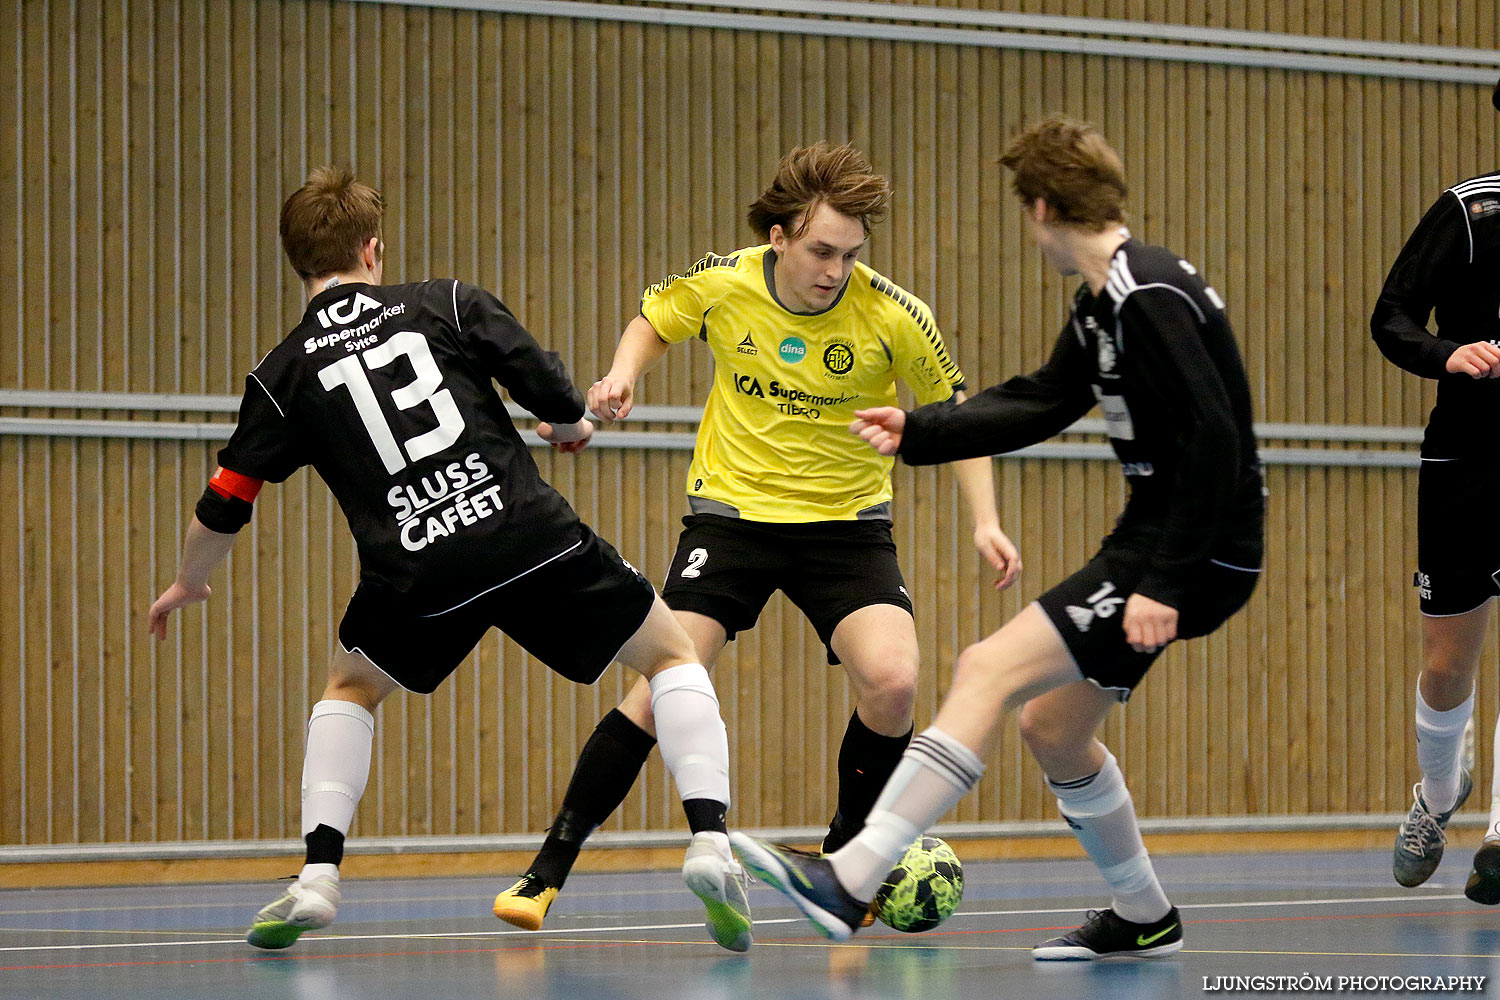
[
  {"x1": 682, "y1": 798, "x2": 728, "y2": 835},
  {"x1": 528, "y1": 708, "x2": 656, "y2": 887},
  {"x1": 304, "y1": 823, "x2": 345, "y2": 867},
  {"x1": 827, "y1": 711, "x2": 914, "y2": 850}
]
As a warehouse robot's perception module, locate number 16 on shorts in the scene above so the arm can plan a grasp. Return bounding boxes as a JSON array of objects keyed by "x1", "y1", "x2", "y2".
[{"x1": 1065, "y1": 581, "x2": 1124, "y2": 634}]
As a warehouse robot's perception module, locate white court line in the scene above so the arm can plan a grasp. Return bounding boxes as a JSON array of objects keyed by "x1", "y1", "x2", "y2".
[
  {"x1": 962, "y1": 892, "x2": 1468, "y2": 918},
  {"x1": 0, "y1": 893, "x2": 1469, "y2": 955},
  {"x1": 0, "y1": 886, "x2": 741, "y2": 918},
  {"x1": 0, "y1": 919, "x2": 807, "y2": 954}
]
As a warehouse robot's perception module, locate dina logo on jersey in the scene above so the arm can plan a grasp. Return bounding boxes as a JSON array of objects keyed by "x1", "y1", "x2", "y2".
[
  {"x1": 822, "y1": 337, "x2": 855, "y2": 379},
  {"x1": 316, "y1": 292, "x2": 382, "y2": 329},
  {"x1": 736, "y1": 332, "x2": 758, "y2": 356},
  {"x1": 778, "y1": 336, "x2": 807, "y2": 364}
]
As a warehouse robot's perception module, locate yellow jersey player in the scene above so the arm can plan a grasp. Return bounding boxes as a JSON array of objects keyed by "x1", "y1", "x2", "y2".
[{"x1": 495, "y1": 142, "x2": 1019, "y2": 939}]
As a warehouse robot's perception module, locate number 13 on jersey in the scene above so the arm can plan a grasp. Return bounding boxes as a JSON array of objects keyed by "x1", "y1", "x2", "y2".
[{"x1": 319, "y1": 330, "x2": 466, "y2": 474}]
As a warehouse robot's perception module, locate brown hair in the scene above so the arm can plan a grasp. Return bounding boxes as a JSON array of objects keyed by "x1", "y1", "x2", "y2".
[
  {"x1": 279, "y1": 167, "x2": 384, "y2": 280},
  {"x1": 746, "y1": 142, "x2": 892, "y2": 240},
  {"x1": 999, "y1": 116, "x2": 1127, "y2": 228}
]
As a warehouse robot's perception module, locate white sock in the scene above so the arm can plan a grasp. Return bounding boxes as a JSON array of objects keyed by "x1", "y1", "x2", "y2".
[
  {"x1": 299, "y1": 862, "x2": 339, "y2": 884},
  {"x1": 300, "y1": 699, "x2": 375, "y2": 839},
  {"x1": 1416, "y1": 680, "x2": 1474, "y2": 814},
  {"x1": 648, "y1": 663, "x2": 731, "y2": 809},
  {"x1": 1050, "y1": 748, "x2": 1170, "y2": 924},
  {"x1": 1489, "y1": 716, "x2": 1500, "y2": 842},
  {"x1": 691, "y1": 830, "x2": 733, "y2": 858},
  {"x1": 829, "y1": 727, "x2": 984, "y2": 901}
]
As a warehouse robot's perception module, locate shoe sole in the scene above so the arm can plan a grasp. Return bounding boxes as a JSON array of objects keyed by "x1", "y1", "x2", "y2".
[
  {"x1": 682, "y1": 862, "x2": 753, "y2": 953},
  {"x1": 1394, "y1": 853, "x2": 1439, "y2": 889},
  {"x1": 246, "y1": 920, "x2": 313, "y2": 950},
  {"x1": 1033, "y1": 940, "x2": 1184, "y2": 961},
  {"x1": 492, "y1": 898, "x2": 547, "y2": 931},
  {"x1": 729, "y1": 833, "x2": 853, "y2": 943},
  {"x1": 1466, "y1": 845, "x2": 1500, "y2": 905}
]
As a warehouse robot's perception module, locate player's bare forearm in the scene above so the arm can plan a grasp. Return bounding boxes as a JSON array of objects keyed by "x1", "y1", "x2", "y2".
[
  {"x1": 590, "y1": 316, "x2": 671, "y2": 421},
  {"x1": 954, "y1": 454, "x2": 1022, "y2": 590},
  {"x1": 954, "y1": 454, "x2": 999, "y2": 531},
  {"x1": 148, "y1": 516, "x2": 237, "y2": 639},
  {"x1": 608, "y1": 315, "x2": 671, "y2": 381},
  {"x1": 175, "y1": 516, "x2": 238, "y2": 589},
  {"x1": 948, "y1": 388, "x2": 1021, "y2": 587}
]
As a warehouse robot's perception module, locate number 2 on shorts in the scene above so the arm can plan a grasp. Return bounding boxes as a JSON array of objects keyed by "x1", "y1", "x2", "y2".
[{"x1": 681, "y1": 547, "x2": 708, "y2": 579}]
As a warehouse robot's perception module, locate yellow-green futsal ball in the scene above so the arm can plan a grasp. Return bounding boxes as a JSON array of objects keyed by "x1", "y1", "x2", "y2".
[{"x1": 873, "y1": 836, "x2": 964, "y2": 932}]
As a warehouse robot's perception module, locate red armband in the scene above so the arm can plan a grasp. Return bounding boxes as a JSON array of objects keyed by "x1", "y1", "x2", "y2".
[{"x1": 207, "y1": 467, "x2": 264, "y2": 503}]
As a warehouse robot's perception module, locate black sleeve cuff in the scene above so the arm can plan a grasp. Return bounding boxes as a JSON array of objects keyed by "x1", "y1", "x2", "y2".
[
  {"x1": 1134, "y1": 572, "x2": 1186, "y2": 611},
  {"x1": 195, "y1": 487, "x2": 253, "y2": 533},
  {"x1": 898, "y1": 398, "x2": 958, "y2": 466}
]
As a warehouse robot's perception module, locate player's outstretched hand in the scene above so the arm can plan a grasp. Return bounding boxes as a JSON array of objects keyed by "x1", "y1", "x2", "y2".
[
  {"x1": 587, "y1": 375, "x2": 636, "y2": 423},
  {"x1": 1446, "y1": 342, "x2": 1500, "y2": 378},
  {"x1": 974, "y1": 524, "x2": 1023, "y2": 591},
  {"x1": 850, "y1": 407, "x2": 907, "y2": 456},
  {"x1": 1122, "y1": 593, "x2": 1178, "y2": 653},
  {"x1": 537, "y1": 418, "x2": 594, "y2": 454},
  {"x1": 148, "y1": 581, "x2": 211, "y2": 641}
]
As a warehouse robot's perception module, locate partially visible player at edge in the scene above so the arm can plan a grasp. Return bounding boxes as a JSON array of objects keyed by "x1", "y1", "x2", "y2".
[
  {"x1": 1372, "y1": 75, "x2": 1500, "y2": 905},
  {"x1": 732, "y1": 116, "x2": 1265, "y2": 960},
  {"x1": 147, "y1": 168, "x2": 749, "y2": 952},
  {"x1": 494, "y1": 142, "x2": 1019, "y2": 933}
]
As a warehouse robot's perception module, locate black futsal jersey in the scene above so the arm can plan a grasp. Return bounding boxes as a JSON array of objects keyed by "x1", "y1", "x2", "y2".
[
  {"x1": 900, "y1": 239, "x2": 1264, "y2": 610},
  {"x1": 217, "y1": 279, "x2": 587, "y2": 616},
  {"x1": 1371, "y1": 170, "x2": 1500, "y2": 458}
]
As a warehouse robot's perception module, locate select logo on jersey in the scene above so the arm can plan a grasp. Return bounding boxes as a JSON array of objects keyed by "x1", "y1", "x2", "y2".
[
  {"x1": 822, "y1": 337, "x2": 856, "y2": 379},
  {"x1": 305, "y1": 299, "x2": 408, "y2": 353},
  {"x1": 778, "y1": 336, "x2": 807, "y2": 364},
  {"x1": 1064, "y1": 581, "x2": 1125, "y2": 633},
  {"x1": 736, "y1": 333, "x2": 758, "y2": 356},
  {"x1": 387, "y1": 452, "x2": 505, "y2": 552}
]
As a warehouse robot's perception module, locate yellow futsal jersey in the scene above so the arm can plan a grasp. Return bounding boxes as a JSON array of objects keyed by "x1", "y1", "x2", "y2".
[{"x1": 641, "y1": 244, "x2": 965, "y2": 522}]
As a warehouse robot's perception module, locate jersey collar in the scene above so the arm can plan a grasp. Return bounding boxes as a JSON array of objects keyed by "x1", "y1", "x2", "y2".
[
  {"x1": 762, "y1": 248, "x2": 851, "y2": 317},
  {"x1": 306, "y1": 281, "x2": 373, "y2": 312}
]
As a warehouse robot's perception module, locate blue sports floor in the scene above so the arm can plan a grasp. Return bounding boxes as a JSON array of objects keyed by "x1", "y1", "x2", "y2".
[{"x1": 2, "y1": 850, "x2": 1498, "y2": 999}]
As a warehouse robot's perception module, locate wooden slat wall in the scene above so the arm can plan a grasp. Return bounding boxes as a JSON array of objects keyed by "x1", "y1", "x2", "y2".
[{"x1": 3, "y1": 0, "x2": 1500, "y2": 848}]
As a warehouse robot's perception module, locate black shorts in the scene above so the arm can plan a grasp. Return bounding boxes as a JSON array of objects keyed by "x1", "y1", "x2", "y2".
[
  {"x1": 1036, "y1": 548, "x2": 1261, "y2": 701},
  {"x1": 660, "y1": 514, "x2": 913, "y2": 665},
  {"x1": 338, "y1": 525, "x2": 655, "y2": 694},
  {"x1": 1416, "y1": 457, "x2": 1500, "y2": 616}
]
